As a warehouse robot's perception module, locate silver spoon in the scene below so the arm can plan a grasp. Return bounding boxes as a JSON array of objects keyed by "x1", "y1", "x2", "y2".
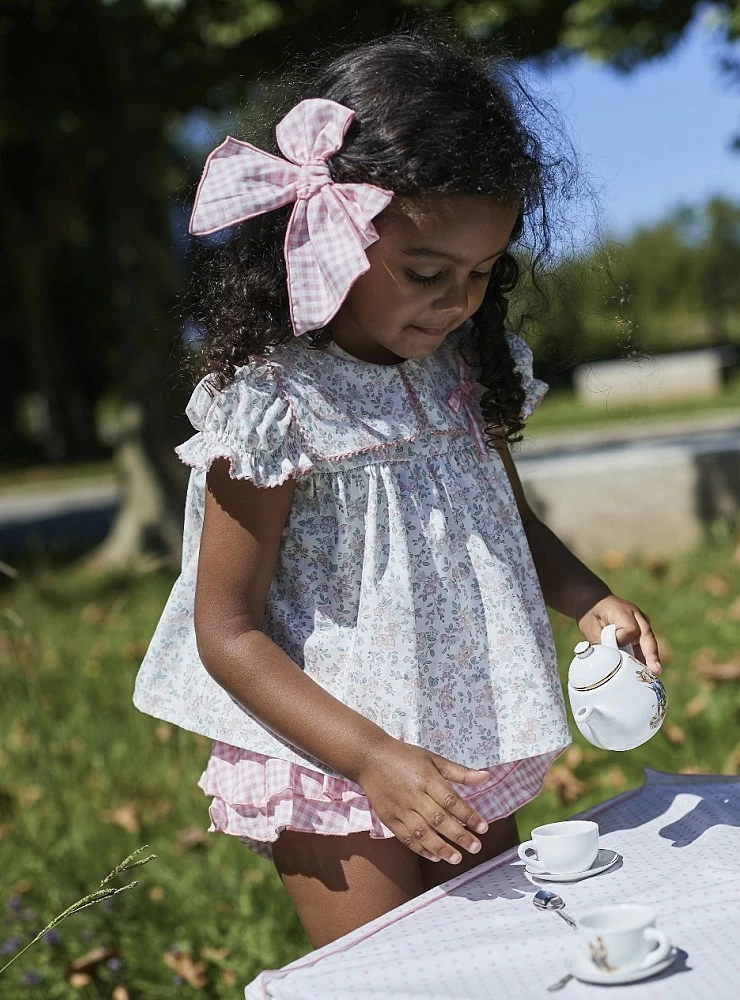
[
  {"x1": 533, "y1": 890, "x2": 577, "y2": 990},
  {"x1": 533, "y1": 889, "x2": 578, "y2": 929}
]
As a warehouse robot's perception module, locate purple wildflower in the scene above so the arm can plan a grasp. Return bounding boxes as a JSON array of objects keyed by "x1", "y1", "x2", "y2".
[
  {"x1": 1, "y1": 936, "x2": 23, "y2": 955},
  {"x1": 106, "y1": 957, "x2": 122, "y2": 973},
  {"x1": 43, "y1": 930, "x2": 60, "y2": 946},
  {"x1": 20, "y1": 970, "x2": 43, "y2": 986},
  {"x1": 172, "y1": 976, "x2": 184, "y2": 985},
  {"x1": 6, "y1": 896, "x2": 23, "y2": 915}
]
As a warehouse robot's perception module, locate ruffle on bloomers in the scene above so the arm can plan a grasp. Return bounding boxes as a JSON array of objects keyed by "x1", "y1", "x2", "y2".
[{"x1": 198, "y1": 742, "x2": 562, "y2": 859}]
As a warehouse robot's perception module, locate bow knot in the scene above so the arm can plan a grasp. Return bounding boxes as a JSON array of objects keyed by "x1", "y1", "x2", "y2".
[
  {"x1": 189, "y1": 98, "x2": 393, "y2": 336},
  {"x1": 296, "y1": 162, "x2": 332, "y2": 200},
  {"x1": 448, "y1": 356, "x2": 488, "y2": 458},
  {"x1": 448, "y1": 378, "x2": 477, "y2": 414}
]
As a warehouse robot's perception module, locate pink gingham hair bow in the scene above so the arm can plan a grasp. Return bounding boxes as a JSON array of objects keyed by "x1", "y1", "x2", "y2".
[
  {"x1": 448, "y1": 355, "x2": 488, "y2": 458},
  {"x1": 189, "y1": 98, "x2": 394, "y2": 335}
]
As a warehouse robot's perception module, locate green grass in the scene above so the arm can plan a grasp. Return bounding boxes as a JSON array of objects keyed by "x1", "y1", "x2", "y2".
[
  {"x1": 526, "y1": 371, "x2": 740, "y2": 435},
  {"x1": 0, "y1": 541, "x2": 739, "y2": 997}
]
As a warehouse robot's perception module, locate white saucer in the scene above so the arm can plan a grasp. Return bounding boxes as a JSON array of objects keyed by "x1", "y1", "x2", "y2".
[
  {"x1": 566, "y1": 947, "x2": 679, "y2": 985},
  {"x1": 526, "y1": 848, "x2": 620, "y2": 882}
]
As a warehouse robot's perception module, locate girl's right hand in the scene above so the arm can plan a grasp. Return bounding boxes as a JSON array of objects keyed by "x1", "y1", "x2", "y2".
[{"x1": 355, "y1": 736, "x2": 491, "y2": 864}]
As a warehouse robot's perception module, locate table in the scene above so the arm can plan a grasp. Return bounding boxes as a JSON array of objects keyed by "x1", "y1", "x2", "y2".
[{"x1": 245, "y1": 769, "x2": 740, "y2": 999}]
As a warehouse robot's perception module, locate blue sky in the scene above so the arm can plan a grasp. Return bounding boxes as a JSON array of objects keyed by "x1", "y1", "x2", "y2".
[{"x1": 528, "y1": 13, "x2": 739, "y2": 240}]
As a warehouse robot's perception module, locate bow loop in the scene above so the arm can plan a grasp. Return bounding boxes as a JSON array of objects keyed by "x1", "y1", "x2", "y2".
[
  {"x1": 188, "y1": 98, "x2": 393, "y2": 336},
  {"x1": 275, "y1": 98, "x2": 353, "y2": 166}
]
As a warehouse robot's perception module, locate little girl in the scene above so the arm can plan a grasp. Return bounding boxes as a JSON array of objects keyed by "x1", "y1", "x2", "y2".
[{"x1": 134, "y1": 33, "x2": 662, "y2": 949}]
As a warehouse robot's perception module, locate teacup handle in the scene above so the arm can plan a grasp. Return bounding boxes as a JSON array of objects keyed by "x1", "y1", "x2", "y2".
[
  {"x1": 518, "y1": 841, "x2": 547, "y2": 873},
  {"x1": 640, "y1": 928, "x2": 671, "y2": 967}
]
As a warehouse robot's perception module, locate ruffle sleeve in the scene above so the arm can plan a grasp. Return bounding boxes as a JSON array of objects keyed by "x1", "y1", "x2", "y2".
[
  {"x1": 175, "y1": 366, "x2": 315, "y2": 487},
  {"x1": 506, "y1": 332, "x2": 548, "y2": 420}
]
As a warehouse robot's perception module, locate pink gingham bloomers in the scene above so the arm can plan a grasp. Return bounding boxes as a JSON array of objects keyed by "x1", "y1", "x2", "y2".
[
  {"x1": 199, "y1": 744, "x2": 561, "y2": 859},
  {"x1": 134, "y1": 324, "x2": 572, "y2": 854}
]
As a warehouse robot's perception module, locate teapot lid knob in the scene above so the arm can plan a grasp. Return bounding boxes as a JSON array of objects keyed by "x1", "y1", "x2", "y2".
[{"x1": 574, "y1": 640, "x2": 592, "y2": 658}]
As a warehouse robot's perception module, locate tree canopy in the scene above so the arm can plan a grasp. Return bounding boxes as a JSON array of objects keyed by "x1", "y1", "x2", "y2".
[{"x1": 2, "y1": 0, "x2": 738, "y2": 563}]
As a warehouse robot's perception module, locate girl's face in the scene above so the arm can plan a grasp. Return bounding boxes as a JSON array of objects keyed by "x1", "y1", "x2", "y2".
[{"x1": 329, "y1": 194, "x2": 519, "y2": 365}]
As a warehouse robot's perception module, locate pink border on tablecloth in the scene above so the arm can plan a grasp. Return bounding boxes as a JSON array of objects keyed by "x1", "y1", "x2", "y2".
[{"x1": 250, "y1": 776, "x2": 662, "y2": 997}]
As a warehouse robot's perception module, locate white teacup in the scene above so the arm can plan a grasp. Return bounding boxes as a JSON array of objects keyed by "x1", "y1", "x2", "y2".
[
  {"x1": 575, "y1": 904, "x2": 672, "y2": 973},
  {"x1": 518, "y1": 820, "x2": 599, "y2": 874}
]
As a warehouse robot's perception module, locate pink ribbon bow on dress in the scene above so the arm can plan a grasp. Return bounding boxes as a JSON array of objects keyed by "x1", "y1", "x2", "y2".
[
  {"x1": 448, "y1": 356, "x2": 488, "y2": 458},
  {"x1": 189, "y1": 98, "x2": 394, "y2": 336}
]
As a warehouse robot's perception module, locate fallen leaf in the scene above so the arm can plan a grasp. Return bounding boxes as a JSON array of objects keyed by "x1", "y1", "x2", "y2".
[
  {"x1": 564, "y1": 746, "x2": 583, "y2": 768},
  {"x1": 80, "y1": 604, "x2": 103, "y2": 625},
  {"x1": 697, "y1": 575, "x2": 728, "y2": 598},
  {"x1": 728, "y1": 597, "x2": 740, "y2": 621},
  {"x1": 177, "y1": 827, "x2": 210, "y2": 850},
  {"x1": 164, "y1": 950, "x2": 207, "y2": 988},
  {"x1": 68, "y1": 972, "x2": 92, "y2": 988},
  {"x1": 124, "y1": 641, "x2": 148, "y2": 660},
  {"x1": 10, "y1": 880, "x2": 33, "y2": 895},
  {"x1": 18, "y1": 785, "x2": 41, "y2": 807},
  {"x1": 662, "y1": 721, "x2": 685, "y2": 746},
  {"x1": 679, "y1": 766, "x2": 709, "y2": 775},
  {"x1": 148, "y1": 886, "x2": 166, "y2": 902},
  {"x1": 150, "y1": 799, "x2": 175, "y2": 822},
  {"x1": 102, "y1": 804, "x2": 140, "y2": 834},
  {"x1": 543, "y1": 765, "x2": 586, "y2": 805},
  {"x1": 684, "y1": 693, "x2": 709, "y2": 718},
  {"x1": 112, "y1": 988, "x2": 130, "y2": 1000},
  {"x1": 201, "y1": 946, "x2": 230, "y2": 962},
  {"x1": 601, "y1": 549, "x2": 625, "y2": 570},
  {"x1": 693, "y1": 654, "x2": 740, "y2": 683},
  {"x1": 154, "y1": 723, "x2": 172, "y2": 744},
  {"x1": 69, "y1": 946, "x2": 118, "y2": 973},
  {"x1": 603, "y1": 766, "x2": 628, "y2": 790},
  {"x1": 221, "y1": 969, "x2": 238, "y2": 986}
]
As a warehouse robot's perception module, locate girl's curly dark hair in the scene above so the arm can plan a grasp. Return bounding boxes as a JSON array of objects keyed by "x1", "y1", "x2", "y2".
[{"x1": 188, "y1": 30, "x2": 575, "y2": 443}]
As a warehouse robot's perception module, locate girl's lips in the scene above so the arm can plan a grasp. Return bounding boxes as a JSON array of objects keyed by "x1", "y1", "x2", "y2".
[{"x1": 410, "y1": 325, "x2": 447, "y2": 337}]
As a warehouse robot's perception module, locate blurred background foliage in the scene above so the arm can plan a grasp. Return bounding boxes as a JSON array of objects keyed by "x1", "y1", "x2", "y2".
[{"x1": 1, "y1": 0, "x2": 739, "y2": 568}]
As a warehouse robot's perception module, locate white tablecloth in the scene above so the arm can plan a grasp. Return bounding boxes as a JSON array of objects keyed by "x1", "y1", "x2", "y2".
[{"x1": 245, "y1": 770, "x2": 740, "y2": 999}]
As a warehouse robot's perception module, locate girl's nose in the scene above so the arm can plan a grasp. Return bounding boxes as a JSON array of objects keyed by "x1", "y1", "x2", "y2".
[{"x1": 433, "y1": 280, "x2": 469, "y2": 315}]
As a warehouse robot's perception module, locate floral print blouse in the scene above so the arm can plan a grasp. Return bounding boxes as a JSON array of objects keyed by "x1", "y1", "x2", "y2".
[{"x1": 133, "y1": 326, "x2": 571, "y2": 775}]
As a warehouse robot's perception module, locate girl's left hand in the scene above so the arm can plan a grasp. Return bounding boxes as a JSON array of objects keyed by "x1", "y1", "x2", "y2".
[{"x1": 577, "y1": 595, "x2": 662, "y2": 675}]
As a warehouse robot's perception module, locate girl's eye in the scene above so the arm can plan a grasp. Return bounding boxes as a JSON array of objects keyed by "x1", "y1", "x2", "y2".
[
  {"x1": 406, "y1": 270, "x2": 441, "y2": 286},
  {"x1": 405, "y1": 267, "x2": 494, "y2": 287}
]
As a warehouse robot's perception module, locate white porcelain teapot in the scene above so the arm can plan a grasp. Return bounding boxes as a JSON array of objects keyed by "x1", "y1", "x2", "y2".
[{"x1": 567, "y1": 624, "x2": 667, "y2": 751}]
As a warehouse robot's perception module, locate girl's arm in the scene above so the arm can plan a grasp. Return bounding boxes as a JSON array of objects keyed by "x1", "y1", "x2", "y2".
[
  {"x1": 194, "y1": 458, "x2": 490, "y2": 865},
  {"x1": 493, "y1": 439, "x2": 662, "y2": 673}
]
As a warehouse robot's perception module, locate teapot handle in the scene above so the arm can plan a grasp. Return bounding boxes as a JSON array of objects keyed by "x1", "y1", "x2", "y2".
[{"x1": 600, "y1": 623, "x2": 635, "y2": 658}]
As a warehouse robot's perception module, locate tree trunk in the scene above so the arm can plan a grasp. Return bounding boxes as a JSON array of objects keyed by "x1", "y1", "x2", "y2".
[
  {"x1": 82, "y1": 401, "x2": 186, "y2": 572},
  {"x1": 81, "y1": 3, "x2": 189, "y2": 572}
]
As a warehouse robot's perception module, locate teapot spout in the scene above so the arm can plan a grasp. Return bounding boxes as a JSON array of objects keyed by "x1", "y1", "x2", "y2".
[{"x1": 574, "y1": 704, "x2": 609, "y2": 750}]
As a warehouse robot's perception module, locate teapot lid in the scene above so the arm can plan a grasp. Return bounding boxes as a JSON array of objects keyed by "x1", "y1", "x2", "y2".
[{"x1": 569, "y1": 640, "x2": 623, "y2": 690}]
